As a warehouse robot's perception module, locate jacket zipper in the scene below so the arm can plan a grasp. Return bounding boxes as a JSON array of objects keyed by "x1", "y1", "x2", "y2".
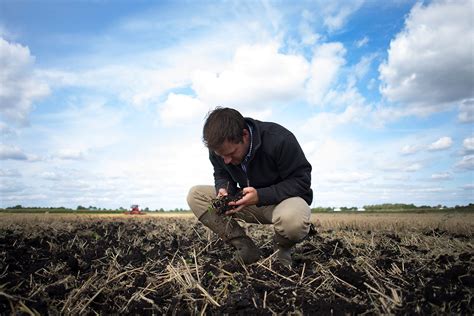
[{"x1": 243, "y1": 165, "x2": 250, "y2": 188}]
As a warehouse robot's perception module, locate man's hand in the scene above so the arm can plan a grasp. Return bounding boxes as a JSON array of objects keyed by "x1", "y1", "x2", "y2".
[
  {"x1": 217, "y1": 188, "x2": 228, "y2": 197},
  {"x1": 225, "y1": 187, "x2": 259, "y2": 215}
]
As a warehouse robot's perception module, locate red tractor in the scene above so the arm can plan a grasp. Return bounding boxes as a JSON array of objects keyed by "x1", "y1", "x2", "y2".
[{"x1": 125, "y1": 204, "x2": 145, "y2": 215}]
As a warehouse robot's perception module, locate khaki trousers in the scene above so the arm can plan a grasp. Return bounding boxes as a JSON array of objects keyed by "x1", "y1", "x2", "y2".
[{"x1": 187, "y1": 185, "x2": 311, "y2": 241}]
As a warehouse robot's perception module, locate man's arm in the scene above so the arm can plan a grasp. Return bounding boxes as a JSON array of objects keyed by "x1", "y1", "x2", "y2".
[
  {"x1": 209, "y1": 151, "x2": 238, "y2": 196},
  {"x1": 228, "y1": 132, "x2": 311, "y2": 212},
  {"x1": 256, "y1": 133, "x2": 312, "y2": 206}
]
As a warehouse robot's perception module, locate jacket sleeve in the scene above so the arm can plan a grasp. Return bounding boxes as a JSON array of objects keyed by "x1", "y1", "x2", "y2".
[
  {"x1": 255, "y1": 133, "x2": 312, "y2": 206},
  {"x1": 209, "y1": 151, "x2": 238, "y2": 195}
]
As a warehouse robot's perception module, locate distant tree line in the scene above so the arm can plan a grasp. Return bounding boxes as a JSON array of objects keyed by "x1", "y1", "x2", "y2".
[
  {"x1": 311, "y1": 203, "x2": 474, "y2": 212},
  {"x1": 363, "y1": 203, "x2": 474, "y2": 211},
  {"x1": 311, "y1": 206, "x2": 360, "y2": 212},
  {"x1": 5, "y1": 205, "x2": 69, "y2": 210},
  {"x1": 1, "y1": 205, "x2": 191, "y2": 212},
  {"x1": 3, "y1": 203, "x2": 473, "y2": 213},
  {"x1": 311, "y1": 207, "x2": 334, "y2": 212}
]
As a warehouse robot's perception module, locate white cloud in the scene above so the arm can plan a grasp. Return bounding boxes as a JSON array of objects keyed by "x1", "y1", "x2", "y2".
[
  {"x1": 159, "y1": 93, "x2": 209, "y2": 126},
  {"x1": 244, "y1": 108, "x2": 273, "y2": 121},
  {"x1": 50, "y1": 179, "x2": 91, "y2": 192},
  {"x1": 302, "y1": 103, "x2": 370, "y2": 134},
  {"x1": 377, "y1": 159, "x2": 423, "y2": 173},
  {"x1": 42, "y1": 99, "x2": 127, "y2": 154},
  {"x1": 306, "y1": 42, "x2": 346, "y2": 105},
  {"x1": 379, "y1": 0, "x2": 474, "y2": 114},
  {"x1": 0, "y1": 169, "x2": 21, "y2": 177},
  {"x1": 409, "y1": 187, "x2": 444, "y2": 193},
  {"x1": 299, "y1": 10, "x2": 321, "y2": 46},
  {"x1": 458, "y1": 99, "x2": 474, "y2": 123},
  {"x1": 0, "y1": 122, "x2": 16, "y2": 137},
  {"x1": 455, "y1": 155, "x2": 474, "y2": 170},
  {"x1": 94, "y1": 138, "x2": 213, "y2": 209},
  {"x1": 2, "y1": 193, "x2": 48, "y2": 203},
  {"x1": 325, "y1": 171, "x2": 372, "y2": 183},
  {"x1": 349, "y1": 54, "x2": 375, "y2": 83},
  {"x1": 39, "y1": 171, "x2": 62, "y2": 181},
  {"x1": 38, "y1": 20, "x2": 269, "y2": 110},
  {"x1": 401, "y1": 144, "x2": 422, "y2": 155},
  {"x1": 370, "y1": 105, "x2": 418, "y2": 127},
  {"x1": 0, "y1": 144, "x2": 28, "y2": 160},
  {"x1": 40, "y1": 66, "x2": 190, "y2": 110},
  {"x1": 303, "y1": 56, "x2": 376, "y2": 128},
  {"x1": 306, "y1": 55, "x2": 374, "y2": 123},
  {"x1": 355, "y1": 36, "x2": 369, "y2": 48},
  {"x1": 55, "y1": 149, "x2": 87, "y2": 160},
  {"x1": 301, "y1": 133, "x2": 440, "y2": 207},
  {"x1": 463, "y1": 137, "x2": 474, "y2": 152},
  {"x1": 428, "y1": 136, "x2": 453, "y2": 151},
  {"x1": 320, "y1": 0, "x2": 365, "y2": 32},
  {"x1": 431, "y1": 172, "x2": 451, "y2": 180},
  {"x1": 192, "y1": 42, "x2": 309, "y2": 108},
  {"x1": 404, "y1": 163, "x2": 423, "y2": 172},
  {"x1": 394, "y1": 135, "x2": 459, "y2": 156},
  {"x1": 462, "y1": 184, "x2": 474, "y2": 191},
  {"x1": 0, "y1": 179, "x2": 27, "y2": 194},
  {"x1": 304, "y1": 138, "x2": 362, "y2": 173},
  {"x1": 306, "y1": 136, "x2": 462, "y2": 205},
  {"x1": 0, "y1": 38, "x2": 50, "y2": 124},
  {"x1": 383, "y1": 174, "x2": 410, "y2": 181}
]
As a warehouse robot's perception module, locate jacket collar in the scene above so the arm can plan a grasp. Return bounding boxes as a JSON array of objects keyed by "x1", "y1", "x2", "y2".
[{"x1": 244, "y1": 118, "x2": 261, "y2": 161}]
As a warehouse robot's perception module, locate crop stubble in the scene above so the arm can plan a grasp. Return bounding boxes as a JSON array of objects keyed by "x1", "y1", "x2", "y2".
[{"x1": 0, "y1": 212, "x2": 472, "y2": 314}]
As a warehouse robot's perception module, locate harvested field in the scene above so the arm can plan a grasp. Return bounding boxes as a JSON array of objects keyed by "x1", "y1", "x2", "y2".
[{"x1": 0, "y1": 212, "x2": 472, "y2": 314}]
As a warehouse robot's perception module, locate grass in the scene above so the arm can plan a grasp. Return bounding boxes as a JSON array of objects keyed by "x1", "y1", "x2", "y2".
[
  {"x1": 312, "y1": 212, "x2": 473, "y2": 234},
  {"x1": 1, "y1": 211, "x2": 471, "y2": 234}
]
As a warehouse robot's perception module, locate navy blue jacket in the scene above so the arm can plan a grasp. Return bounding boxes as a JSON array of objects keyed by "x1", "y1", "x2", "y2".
[{"x1": 209, "y1": 118, "x2": 313, "y2": 206}]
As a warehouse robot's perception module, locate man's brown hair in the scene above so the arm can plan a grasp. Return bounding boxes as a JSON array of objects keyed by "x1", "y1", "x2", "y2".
[{"x1": 203, "y1": 107, "x2": 246, "y2": 151}]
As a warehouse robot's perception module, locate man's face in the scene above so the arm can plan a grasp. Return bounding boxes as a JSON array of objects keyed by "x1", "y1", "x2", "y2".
[{"x1": 214, "y1": 129, "x2": 250, "y2": 165}]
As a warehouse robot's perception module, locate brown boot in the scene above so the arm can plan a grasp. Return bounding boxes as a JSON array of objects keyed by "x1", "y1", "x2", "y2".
[
  {"x1": 199, "y1": 211, "x2": 261, "y2": 264},
  {"x1": 273, "y1": 233, "x2": 297, "y2": 268}
]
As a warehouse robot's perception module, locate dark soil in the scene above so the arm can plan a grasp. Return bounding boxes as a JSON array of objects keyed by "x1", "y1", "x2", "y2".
[
  {"x1": 0, "y1": 216, "x2": 472, "y2": 314},
  {"x1": 211, "y1": 191, "x2": 244, "y2": 215}
]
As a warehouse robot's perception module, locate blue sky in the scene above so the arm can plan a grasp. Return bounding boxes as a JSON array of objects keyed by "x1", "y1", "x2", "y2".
[{"x1": 1, "y1": 0, "x2": 473, "y2": 210}]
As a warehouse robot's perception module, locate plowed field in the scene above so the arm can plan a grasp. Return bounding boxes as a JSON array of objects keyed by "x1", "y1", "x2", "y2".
[{"x1": 0, "y1": 213, "x2": 472, "y2": 314}]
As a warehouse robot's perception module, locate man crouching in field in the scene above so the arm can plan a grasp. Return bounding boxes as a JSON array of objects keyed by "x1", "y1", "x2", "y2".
[{"x1": 187, "y1": 107, "x2": 313, "y2": 268}]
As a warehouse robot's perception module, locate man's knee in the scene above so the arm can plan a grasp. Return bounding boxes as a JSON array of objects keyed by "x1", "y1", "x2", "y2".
[
  {"x1": 187, "y1": 185, "x2": 215, "y2": 219},
  {"x1": 278, "y1": 215, "x2": 311, "y2": 241},
  {"x1": 186, "y1": 185, "x2": 200, "y2": 207},
  {"x1": 273, "y1": 198, "x2": 311, "y2": 241}
]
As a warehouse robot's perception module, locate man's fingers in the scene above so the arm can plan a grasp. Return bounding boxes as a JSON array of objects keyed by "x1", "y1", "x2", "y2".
[
  {"x1": 228, "y1": 199, "x2": 242, "y2": 206},
  {"x1": 225, "y1": 204, "x2": 244, "y2": 215},
  {"x1": 225, "y1": 208, "x2": 236, "y2": 215},
  {"x1": 217, "y1": 188, "x2": 228, "y2": 197}
]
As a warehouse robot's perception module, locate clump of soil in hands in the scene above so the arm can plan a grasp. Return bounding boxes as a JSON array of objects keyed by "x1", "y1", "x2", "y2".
[{"x1": 211, "y1": 191, "x2": 244, "y2": 215}]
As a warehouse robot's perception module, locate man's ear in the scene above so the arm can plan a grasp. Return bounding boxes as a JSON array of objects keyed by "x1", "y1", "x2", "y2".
[{"x1": 242, "y1": 129, "x2": 250, "y2": 142}]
